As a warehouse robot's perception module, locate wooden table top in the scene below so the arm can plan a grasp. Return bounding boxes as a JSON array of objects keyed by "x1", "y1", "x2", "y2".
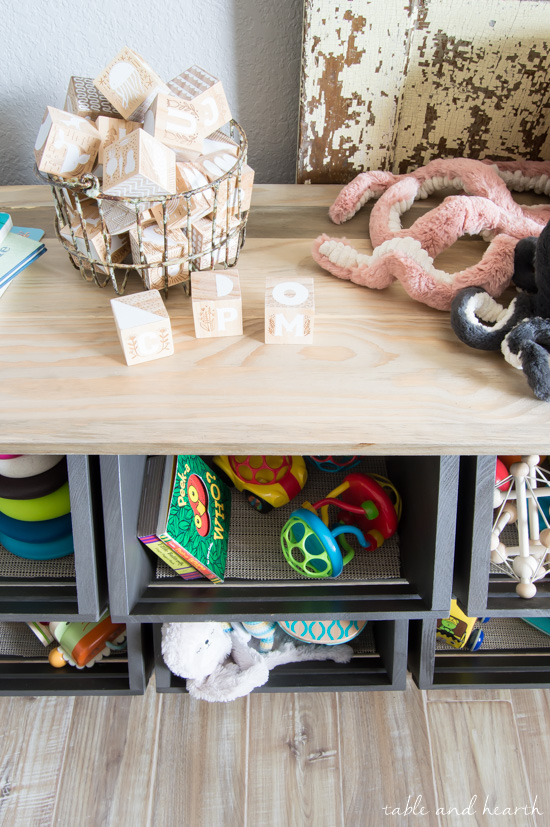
[{"x1": 0, "y1": 183, "x2": 548, "y2": 455}]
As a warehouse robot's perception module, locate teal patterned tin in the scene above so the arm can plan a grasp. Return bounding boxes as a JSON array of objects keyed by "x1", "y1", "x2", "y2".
[{"x1": 278, "y1": 619, "x2": 367, "y2": 645}]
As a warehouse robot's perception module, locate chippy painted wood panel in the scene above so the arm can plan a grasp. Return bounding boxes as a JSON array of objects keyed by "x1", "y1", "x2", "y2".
[
  {"x1": 298, "y1": 0, "x2": 415, "y2": 182},
  {"x1": 298, "y1": 0, "x2": 550, "y2": 183}
]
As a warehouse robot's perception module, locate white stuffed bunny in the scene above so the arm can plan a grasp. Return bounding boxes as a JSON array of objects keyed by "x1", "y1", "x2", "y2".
[{"x1": 161, "y1": 620, "x2": 353, "y2": 702}]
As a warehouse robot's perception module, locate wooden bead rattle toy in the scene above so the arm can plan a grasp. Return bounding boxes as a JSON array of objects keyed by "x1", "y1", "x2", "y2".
[
  {"x1": 491, "y1": 455, "x2": 550, "y2": 598},
  {"x1": 280, "y1": 472, "x2": 398, "y2": 578}
]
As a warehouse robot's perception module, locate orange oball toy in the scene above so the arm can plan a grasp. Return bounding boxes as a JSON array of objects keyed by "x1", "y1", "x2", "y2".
[
  {"x1": 48, "y1": 648, "x2": 67, "y2": 668},
  {"x1": 499, "y1": 455, "x2": 546, "y2": 466}
]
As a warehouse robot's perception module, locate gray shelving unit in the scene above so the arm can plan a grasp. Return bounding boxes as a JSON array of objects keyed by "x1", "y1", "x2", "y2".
[
  {"x1": 409, "y1": 616, "x2": 550, "y2": 690},
  {"x1": 0, "y1": 621, "x2": 153, "y2": 696},
  {"x1": 453, "y1": 456, "x2": 550, "y2": 617},
  {"x1": 154, "y1": 619, "x2": 408, "y2": 693},
  {"x1": 100, "y1": 454, "x2": 459, "y2": 623},
  {"x1": 0, "y1": 456, "x2": 108, "y2": 622}
]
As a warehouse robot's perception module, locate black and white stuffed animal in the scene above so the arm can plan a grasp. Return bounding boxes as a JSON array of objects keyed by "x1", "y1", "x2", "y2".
[{"x1": 451, "y1": 220, "x2": 550, "y2": 401}]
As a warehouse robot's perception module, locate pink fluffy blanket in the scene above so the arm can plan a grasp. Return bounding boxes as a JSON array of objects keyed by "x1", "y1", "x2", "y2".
[{"x1": 312, "y1": 158, "x2": 550, "y2": 311}]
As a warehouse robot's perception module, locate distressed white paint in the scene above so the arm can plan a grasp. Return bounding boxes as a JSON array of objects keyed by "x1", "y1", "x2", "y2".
[
  {"x1": 300, "y1": 1, "x2": 415, "y2": 178},
  {"x1": 299, "y1": 0, "x2": 550, "y2": 182}
]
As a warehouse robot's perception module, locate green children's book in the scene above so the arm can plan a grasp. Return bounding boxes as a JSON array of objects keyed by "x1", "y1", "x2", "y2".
[{"x1": 137, "y1": 455, "x2": 231, "y2": 583}]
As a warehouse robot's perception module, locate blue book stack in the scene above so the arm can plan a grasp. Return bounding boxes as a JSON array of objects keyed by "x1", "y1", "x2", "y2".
[{"x1": 0, "y1": 212, "x2": 46, "y2": 297}]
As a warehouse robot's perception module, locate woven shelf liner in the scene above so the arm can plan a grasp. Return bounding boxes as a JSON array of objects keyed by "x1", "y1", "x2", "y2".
[
  {"x1": 350, "y1": 623, "x2": 376, "y2": 655},
  {"x1": 156, "y1": 458, "x2": 402, "y2": 582},
  {"x1": 0, "y1": 543, "x2": 75, "y2": 579},
  {"x1": 0, "y1": 622, "x2": 53, "y2": 658},
  {"x1": 436, "y1": 616, "x2": 550, "y2": 652}
]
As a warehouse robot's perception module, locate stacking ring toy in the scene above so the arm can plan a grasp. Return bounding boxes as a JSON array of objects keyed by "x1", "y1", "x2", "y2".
[
  {"x1": 0, "y1": 483, "x2": 71, "y2": 522},
  {"x1": 0, "y1": 510, "x2": 72, "y2": 543},
  {"x1": 0, "y1": 454, "x2": 64, "y2": 479},
  {"x1": 0, "y1": 529, "x2": 74, "y2": 560},
  {"x1": 279, "y1": 619, "x2": 367, "y2": 645},
  {"x1": 281, "y1": 507, "x2": 368, "y2": 578},
  {"x1": 0, "y1": 458, "x2": 68, "y2": 499}
]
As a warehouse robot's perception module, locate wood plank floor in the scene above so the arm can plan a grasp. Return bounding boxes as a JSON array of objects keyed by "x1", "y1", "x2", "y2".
[{"x1": 1, "y1": 678, "x2": 548, "y2": 827}]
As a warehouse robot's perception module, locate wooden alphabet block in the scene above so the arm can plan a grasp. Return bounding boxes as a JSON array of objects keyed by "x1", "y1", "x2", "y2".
[
  {"x1": 195, "y1": 153, "x2": 254, "y2": 218},
  {"x1": 265, "y1": 277, "x2": 315, "y2": 344},
  {"x1": 143, "y1": 93, "x2": 205, "y2": 154},
  {"x1": 202, "y1": 129, "x2": 239, "y2": 156},
  {"x1": 60, "y1": 204, "x2": 130, "y2": 274},
  {"x1": 94, "y1": 46, "x2": 170, "y2": 121},
  {"x1": 103, "y1": 128, "x2": 176, "y2": 200},
  {"x1": 150, "y1": 161, "x2": 212, "y2": 231},
  {"x1": 111, "y1": 289, "x2": 174, "y2": 366},
  {"x1": 34, "y1": 107, "x2": 101, "y2": 179},
  {"x1": 100, "y1": 202, "x2": 153, "y2": 235},
  {"x1": 190, "y1": 215, "x2": 240, "y2": 270},
  {"x1": 95, "y1": 116, "x2": 141, "y2": 163},
  {"x1": 64, "y1": 76, "x2": 121, "y2": 121},
  {"x1": 128, "y1": 223, "x2": 188, "y2": 290},
  {"x1": 167, "y1": 66, "x2": 232, "y2": 135},
  {"x1": 191, "y1": 270, "x2": 243, "y2": 338}
]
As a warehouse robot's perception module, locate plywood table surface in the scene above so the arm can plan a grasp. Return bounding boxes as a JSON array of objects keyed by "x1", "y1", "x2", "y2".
[{"x1": 0, "y1": 183, "x2": 548, "y2": 455}]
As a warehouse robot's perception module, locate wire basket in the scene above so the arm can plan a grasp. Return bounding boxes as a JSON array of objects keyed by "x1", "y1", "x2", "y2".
[{"x1": 36, "y1": 120, "x2": 249, "y2": 296}]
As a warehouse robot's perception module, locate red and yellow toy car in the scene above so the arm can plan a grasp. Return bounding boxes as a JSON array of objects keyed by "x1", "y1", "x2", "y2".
[{"x1": 212, "y1": 455, "x2": 307, "y2": 513}]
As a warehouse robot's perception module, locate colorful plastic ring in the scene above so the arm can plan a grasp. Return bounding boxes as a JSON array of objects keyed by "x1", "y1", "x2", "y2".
[
  {"x1": 0, "y1": 529, "x2": 74, "y2": 560},
  {"x1": 298, "y1": 509, "x2": 345, "y2": 576},
  {"x1": 0, "y1": 483, "x2": 71, "y2": 522},
  {"x1": 0, "y1": 458, "x2": 68, "y2": 500},
  {"x1": 0, "y1": 454, "x2": 21, "y2": 460},
  {"x1": 0, "y1": 510, "x2": 72, "y2": 543},
  {"x1": 0, "y1": 454, "x2": 64, "y2": 479}
]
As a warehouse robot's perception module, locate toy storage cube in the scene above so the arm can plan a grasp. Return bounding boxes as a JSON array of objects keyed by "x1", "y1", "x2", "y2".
[
  {"x1": 409, "y1": 615, "x2": 550, "y2": 690},
  {"x1": 453, "y1": 455, "x2": 550, "y2": 617},
  {"x1": 0, "y1": 621, "x2": 153, "y2": 695},
  {"x1": 100, "y1": 454, "x2": 458, "y2": 623},
  {"x1": 153, "y1": 619, "x2": 408, "y2": 693},
  {"x1": 0, "y1": 456, "x2": 107, "y2": 621}
]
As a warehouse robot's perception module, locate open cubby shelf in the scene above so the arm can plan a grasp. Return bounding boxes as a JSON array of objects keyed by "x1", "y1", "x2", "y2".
[
  {"x1": 153, "y1": 619, "x2": 409, "y2": 693},
  {"x1": 0, "y1": 456, "x2": 108, "y2": 622},
  {"x1": 101, "y1": 454, "x2": 459, "y2": 621},
  {"x1": 454, "y1": 456, "x2": 550, "y2": 617},
  {"x1": 409, "y1": 616, "x2": 550, "y2": 690},
  {"x1": 0, "y1": 621, "x2": 153, "y2": 696}
]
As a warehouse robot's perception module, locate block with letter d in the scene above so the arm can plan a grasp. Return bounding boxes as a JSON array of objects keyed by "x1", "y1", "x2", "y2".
[
  {"x1": 191, "y1": 269, "x2": 243, "y2": 339},
  {"x1": 265, "y1": 277, "x2": 314, "y2": 344}
]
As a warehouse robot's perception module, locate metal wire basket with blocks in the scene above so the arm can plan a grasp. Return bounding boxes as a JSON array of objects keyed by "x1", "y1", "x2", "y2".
[{"x1": 35, "y1": 120, "x2": 250, "y2": 296}]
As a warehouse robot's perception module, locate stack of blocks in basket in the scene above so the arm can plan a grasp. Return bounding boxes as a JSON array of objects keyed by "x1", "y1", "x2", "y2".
[
  {"x1": 110, "y1": 290, "x2": 173, "y2": 366},
  {"x1": 34, "y1": 47, "x2": 254, "y2": 280}
]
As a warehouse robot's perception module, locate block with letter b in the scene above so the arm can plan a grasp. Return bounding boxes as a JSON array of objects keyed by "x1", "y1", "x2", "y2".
[
  {"x1": 265, "y1": 277, "x2": 314, "y2": 344},
  {"x1": 191, "y1": 270, "x2": 243, "y2": 339}
]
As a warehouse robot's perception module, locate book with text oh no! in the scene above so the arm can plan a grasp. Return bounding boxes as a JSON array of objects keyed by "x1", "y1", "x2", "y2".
[{"x1": 137, "y1": 455, "x2": 231, "y2": 583}]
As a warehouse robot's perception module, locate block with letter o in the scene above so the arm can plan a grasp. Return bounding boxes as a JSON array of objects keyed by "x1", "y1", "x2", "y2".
[{"x1": 265, "y1": 276, "x2": 314, "y2": 344}]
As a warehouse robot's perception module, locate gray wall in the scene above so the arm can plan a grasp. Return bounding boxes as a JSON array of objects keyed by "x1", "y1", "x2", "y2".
[{"x1": 0, "y1": 0, "x2": 304, "y2": 185}]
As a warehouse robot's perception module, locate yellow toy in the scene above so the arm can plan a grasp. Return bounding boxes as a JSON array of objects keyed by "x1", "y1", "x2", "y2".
[{"x1": 436, "y1": 600, "x2": 477, "y2": 649}]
